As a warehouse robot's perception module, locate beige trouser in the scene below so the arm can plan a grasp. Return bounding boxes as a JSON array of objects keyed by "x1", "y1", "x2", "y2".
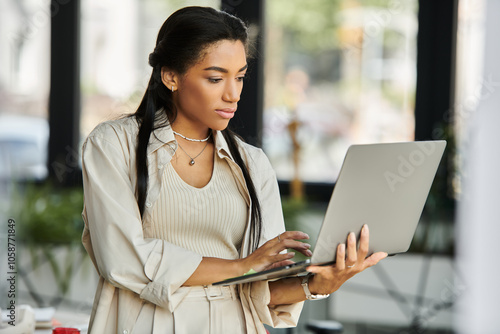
[{"x1": 135, "y1": 285, "x2": 247, "y2": 333}]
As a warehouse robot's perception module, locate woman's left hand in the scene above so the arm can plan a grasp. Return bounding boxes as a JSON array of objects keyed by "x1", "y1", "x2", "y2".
[{"x1": 306, "y1": 224, "x2": 388, "y2": 295}]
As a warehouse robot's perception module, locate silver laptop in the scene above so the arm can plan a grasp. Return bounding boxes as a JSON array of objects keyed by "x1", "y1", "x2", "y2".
[{"x1": 214, "y1": 140, "x2": 447, "y2": 286}]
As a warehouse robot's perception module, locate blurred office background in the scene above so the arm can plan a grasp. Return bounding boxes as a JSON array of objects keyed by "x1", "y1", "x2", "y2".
[{"x1": 0, "y1": 0, "x2": 499, "y2": 333}]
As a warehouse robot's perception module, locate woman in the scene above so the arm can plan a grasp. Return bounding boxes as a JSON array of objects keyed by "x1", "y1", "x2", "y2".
[{"x1": 81, "y1": 6, "x2": 387, "y2": 334}]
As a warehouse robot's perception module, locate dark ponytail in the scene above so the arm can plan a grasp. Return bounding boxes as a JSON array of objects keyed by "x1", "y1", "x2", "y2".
[
  {"x1": 222, "y1": 129, "x2": 262, "y2": 251},
  {"x1": 133, "y1": 7, "x2": 262, "y2": 251}
]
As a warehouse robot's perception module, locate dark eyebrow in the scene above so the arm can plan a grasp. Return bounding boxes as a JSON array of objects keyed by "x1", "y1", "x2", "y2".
[{"x1": 203, "y1": 64, "x2": 248, "y2": 73}]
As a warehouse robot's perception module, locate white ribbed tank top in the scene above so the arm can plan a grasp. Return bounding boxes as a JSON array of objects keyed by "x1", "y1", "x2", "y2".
[{"x1": 150, "y1": 155, "x2": 248, "y2": 260}]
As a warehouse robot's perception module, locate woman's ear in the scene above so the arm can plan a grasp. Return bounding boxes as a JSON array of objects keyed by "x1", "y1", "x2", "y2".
[{"x1": 161, "y1": 67, "x2": 179, "y2": 92}]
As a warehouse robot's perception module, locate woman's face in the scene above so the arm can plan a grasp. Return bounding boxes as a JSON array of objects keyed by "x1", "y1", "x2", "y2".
[{"x1": 171, "y1": 39, "x2": 248, "y2": 133}]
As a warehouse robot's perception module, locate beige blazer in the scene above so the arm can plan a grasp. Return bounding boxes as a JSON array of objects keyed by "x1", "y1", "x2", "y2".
[{"x1": 81, "y1": 117, "x2": 304, "y2": 334}]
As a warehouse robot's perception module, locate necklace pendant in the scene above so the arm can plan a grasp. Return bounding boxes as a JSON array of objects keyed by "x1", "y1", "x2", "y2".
[{"x1": 189, "y1": 159, "x2": 195, "y2": 166}]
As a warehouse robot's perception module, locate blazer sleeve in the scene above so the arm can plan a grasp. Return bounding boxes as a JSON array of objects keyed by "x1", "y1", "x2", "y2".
[
  {"x1": 243, "y1": 146, "x2": 305, "y2": 328},
  {"x1": 81, "y1": 125, "x2": 202, "y2": 312}
]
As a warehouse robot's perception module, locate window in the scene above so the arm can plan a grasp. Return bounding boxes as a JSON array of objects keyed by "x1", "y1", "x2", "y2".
[
  {"x1": 80, "y1": 0, "x2": 220, "y2": 139},
  {"x1": 0, "y1": 0, "x2": 51, "y2": 180},
  {"x1": 263, "y1": 0, "x2": 418, "y2": 184}
]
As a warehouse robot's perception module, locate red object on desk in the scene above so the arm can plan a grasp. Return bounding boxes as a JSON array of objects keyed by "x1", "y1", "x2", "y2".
[{"x1": 52, "y1": 328, "x2": 80, "y2": 334}]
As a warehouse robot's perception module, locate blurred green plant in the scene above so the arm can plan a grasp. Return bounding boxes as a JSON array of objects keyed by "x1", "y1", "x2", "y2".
[
  {"x1": 281, "y1": 196, "x2": 308, "y2": 228},
  {"x1": 268, "y1": 0, "x2": 418, "y2": 53},
  {"x1": 15, "y1": 182, "x2": 84, "y2": 245},
  {"x1": 10, "y1": 182, "x2": 87, "y2": 307},
  {"x1": 281, "y1": 197, "x2": 328, "y2": 262},
  {"x1": 408, "y1": 122, "x2": 456, "y2": 255},
  {"x1": 267, "y1": 0, "x2": 342, "y2": 51}
]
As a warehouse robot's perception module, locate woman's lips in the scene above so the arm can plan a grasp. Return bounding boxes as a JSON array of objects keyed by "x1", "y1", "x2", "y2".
[{"x1": 215, "y1": 108, "x2": 236, "y2": 119}]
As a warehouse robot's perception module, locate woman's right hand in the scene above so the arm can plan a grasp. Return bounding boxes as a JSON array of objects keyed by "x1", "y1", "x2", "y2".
[{"x1": 239, "y1": 231, "x2": 313, "y2": 273}]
